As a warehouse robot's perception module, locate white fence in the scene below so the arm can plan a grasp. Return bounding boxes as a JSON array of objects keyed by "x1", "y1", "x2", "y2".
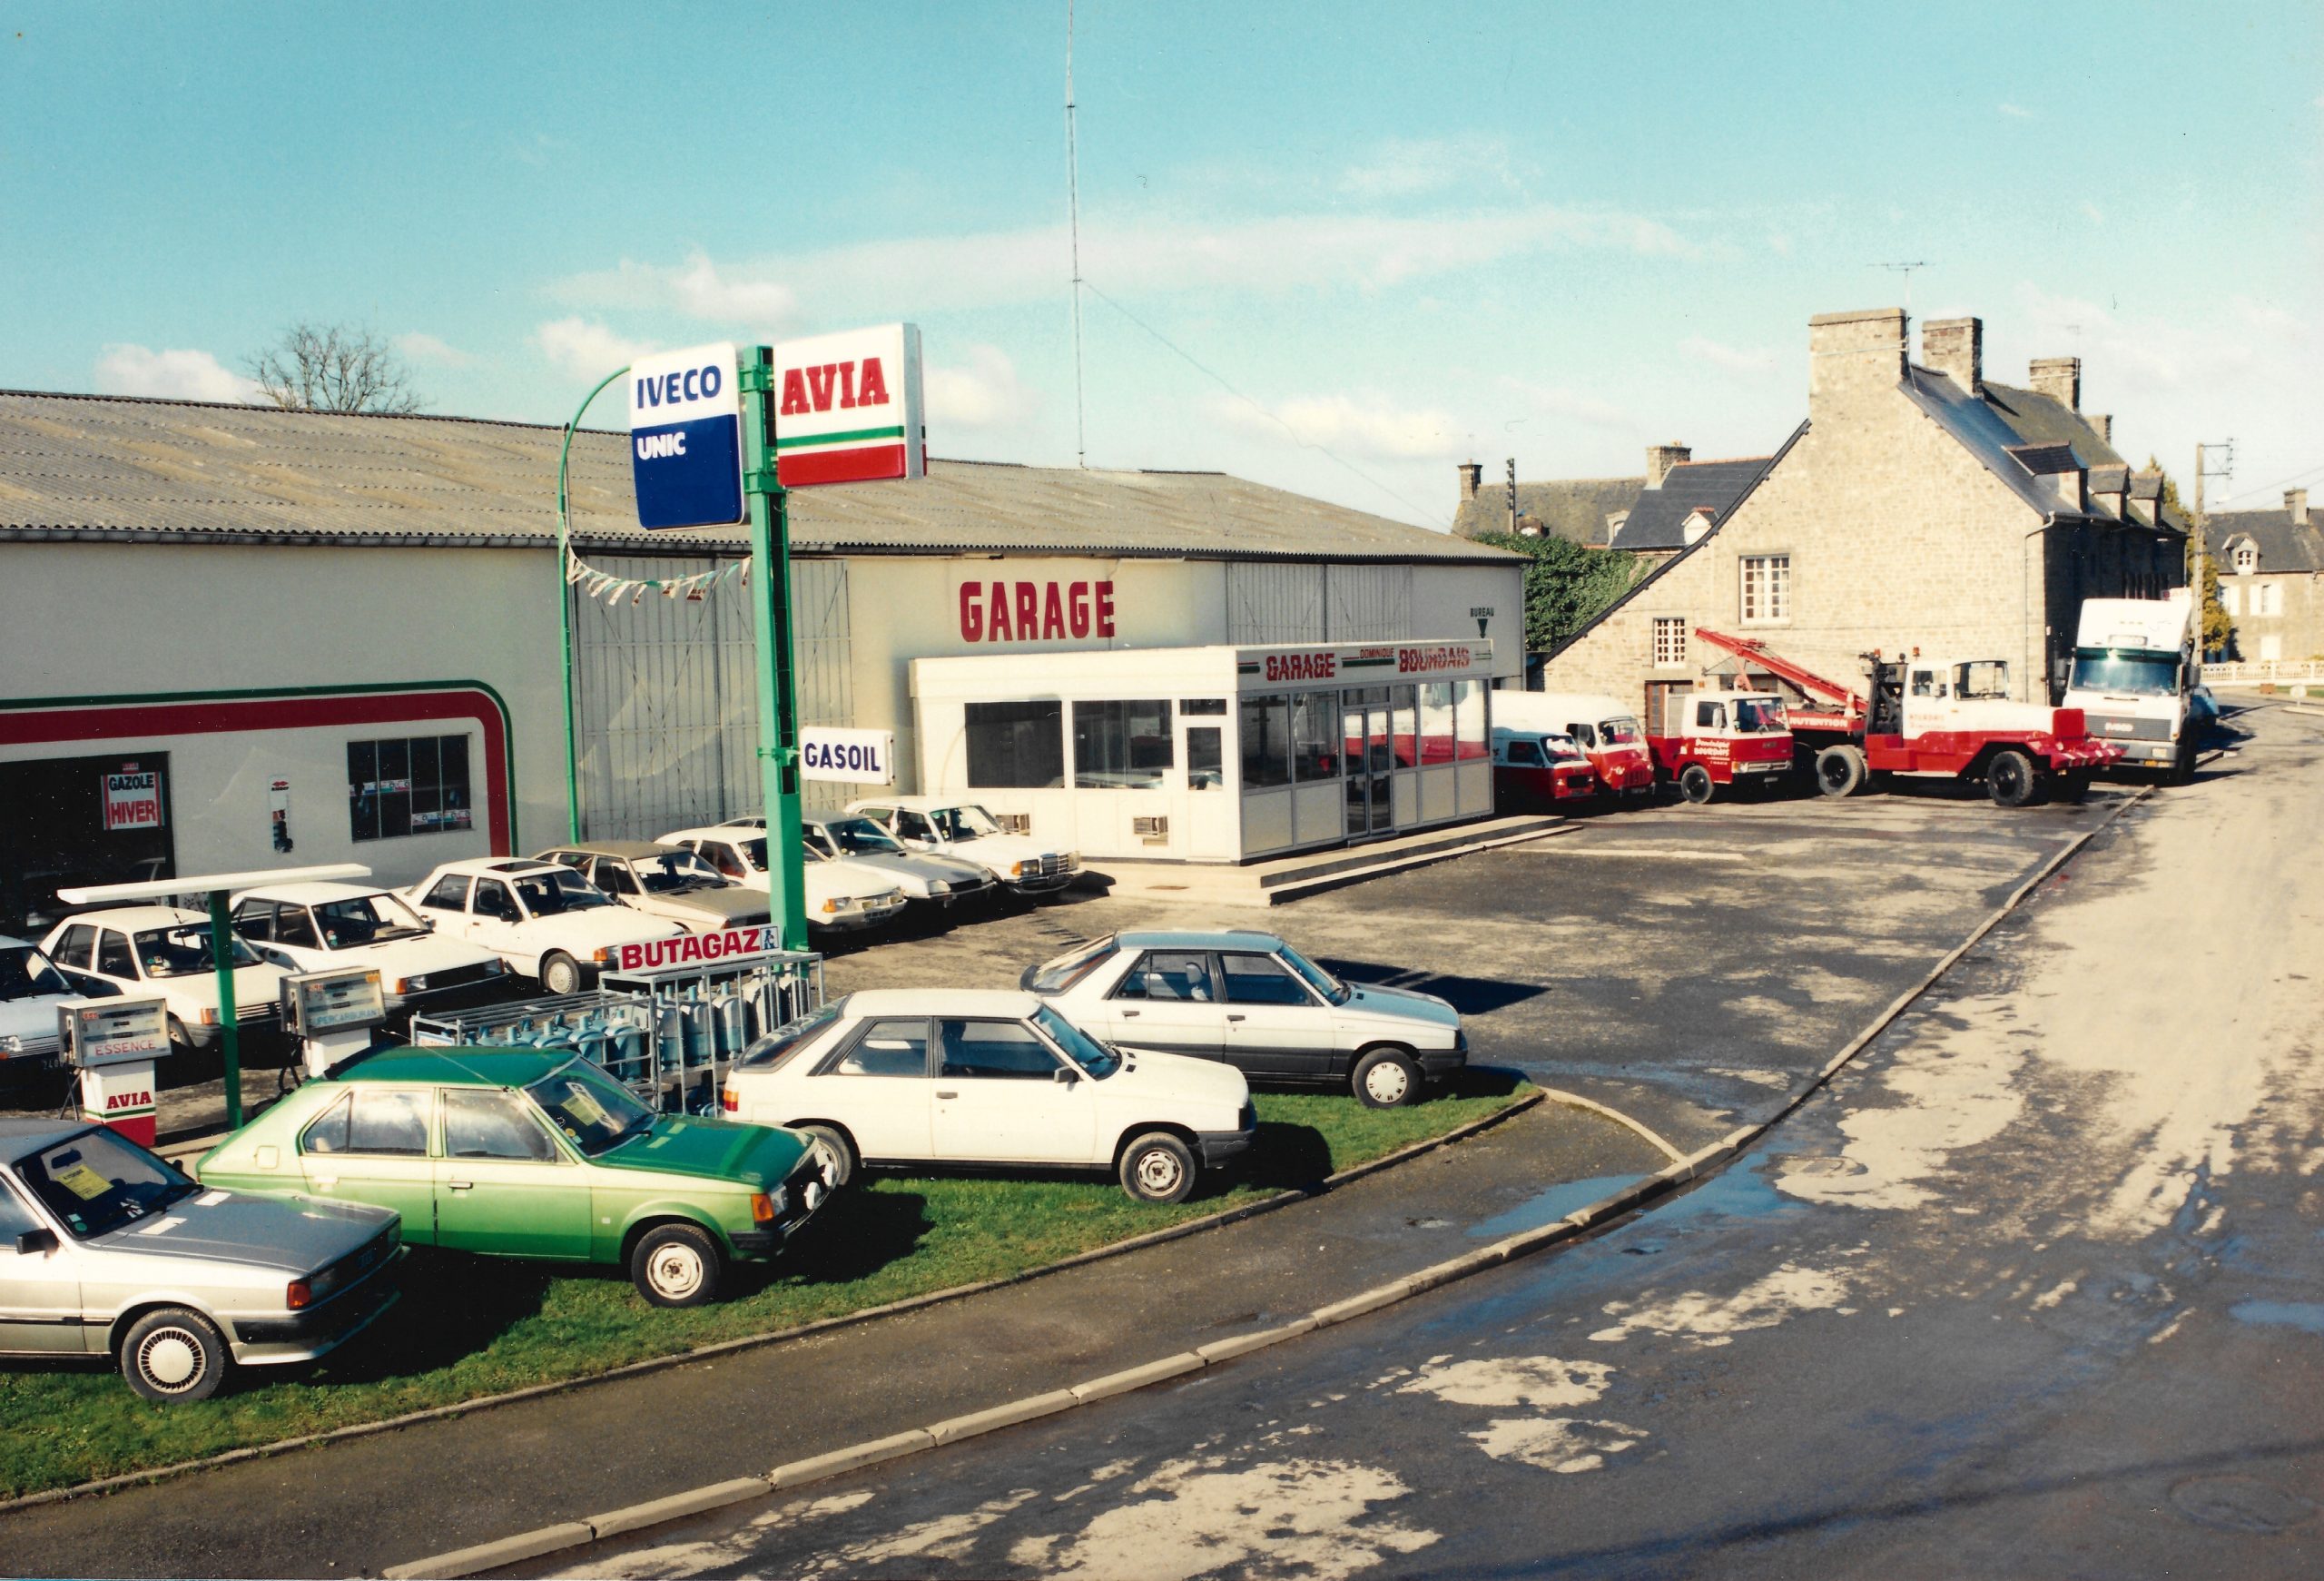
[{"x1": 2201, "y1": 659, "x2": 2324, "y2": 688}]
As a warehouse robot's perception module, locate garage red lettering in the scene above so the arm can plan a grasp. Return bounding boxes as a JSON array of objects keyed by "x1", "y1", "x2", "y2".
[
  {"x1": 988, "y1": 582, "x2": 1011, "y2": 640},
  {"x1": 959, "y1": 580, "x2": 983, "y2": 641},
  {"x1": 958, "y1": 580, "x2": 1116, "y2": 644},
  {"x1": 104, "y1": 1091, "x2": 153, "y2": 1112},
  {"x1": 1265, "y1": 652, "x2": 1337, "y2": 683},
  {"x1": 1041, "y1": 583, "x2": 1065, "y2": 639},
  {"x1": 1068, "y1": 581, "x2": 1090, "y2": 637}
]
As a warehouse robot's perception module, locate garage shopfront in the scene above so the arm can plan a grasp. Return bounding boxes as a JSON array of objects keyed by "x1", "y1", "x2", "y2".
[{"x1": 911, "y1": 639, "x2": 1494, "y2": 863}]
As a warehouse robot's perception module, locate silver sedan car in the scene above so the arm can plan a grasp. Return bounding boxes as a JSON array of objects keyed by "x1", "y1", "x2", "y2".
[
  {"x1": 803, "y1": 815, "x2": 997, "y2": 908},
  {"x1": 0, "y1": 1119, "x2": 400, "y2": 1401}
]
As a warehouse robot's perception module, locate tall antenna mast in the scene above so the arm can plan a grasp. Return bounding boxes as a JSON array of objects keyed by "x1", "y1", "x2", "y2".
[
  {"x1": 1871, "y1": 260, "x2": 1932, "y2": 313},
  {"x1": 1066, "y1": 1, "x2": 1088, "y2": 469}
]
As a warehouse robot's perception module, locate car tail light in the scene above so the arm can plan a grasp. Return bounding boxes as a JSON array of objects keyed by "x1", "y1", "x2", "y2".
[
  {"x1": 286, "y1": 1280, "x2": 312, "y2": 1310},
  {"x1": 750, "y1": 1191, "x2": 777, "y2": 1224},
  {"x1": 721, "y1": 1087, "x2": 739, "y2": 1113},
  {"x1": 201, "y1": 1008, "x2": 221, "y2": 1026}
]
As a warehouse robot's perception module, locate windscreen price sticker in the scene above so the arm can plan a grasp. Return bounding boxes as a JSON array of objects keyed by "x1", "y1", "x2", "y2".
[
  {"x1": 65, "y1": 1001, "x2": 172, "y2": 1066},
  {"x1": 103, "y1": 771, "x2": 162, "y2": 831}
]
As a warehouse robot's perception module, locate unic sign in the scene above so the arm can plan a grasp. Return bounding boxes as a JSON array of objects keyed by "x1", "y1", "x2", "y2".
[
  {"x1": 774, "y1": 323, "x2": 925, "y2": 487},
  {"x1": 629, "y1": 342, "x2": 745, "y2": 530}
]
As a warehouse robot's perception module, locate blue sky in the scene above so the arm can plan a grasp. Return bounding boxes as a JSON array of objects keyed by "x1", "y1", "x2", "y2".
[{"x1": 5, "y1": 0, "x2": 2319, "y2": 526}]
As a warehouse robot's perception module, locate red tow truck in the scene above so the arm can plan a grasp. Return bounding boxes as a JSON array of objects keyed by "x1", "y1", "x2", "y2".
[
  {"x1": 1642, "y1": 685, "x2": 1796, "y2": 804},
  {"x1": 1692, "y1": 628, "x2": 2123, "y2": 806}
]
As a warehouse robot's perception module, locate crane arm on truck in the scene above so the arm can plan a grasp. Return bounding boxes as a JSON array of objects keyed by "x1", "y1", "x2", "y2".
[{"x1": 1692, "y1": 628, "x2": 1867, "y2": 716}]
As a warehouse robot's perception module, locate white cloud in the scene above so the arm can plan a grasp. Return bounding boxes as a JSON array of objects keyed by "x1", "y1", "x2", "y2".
[
  {"x1": 1206, "y1": 390, "x2": 1469, "y2": 460},
  {"x1": 551, "y1": 204, "x2": 1694, "y2": 320},
  {"x1": 1999, "y1": 102, "x2": 2035, "y2": 119},
  {"x1": 923, "y1": 343, "x2": 1039, "y2": 431},
  {"x1": 2232, "y1": 295, "x2": 2308, "y2": 339},
  {"x1": 94, "y1": 344, "x2": 256, "y2": 402},
  {"x1": 1767, "y1": 232, "x2": 1796, "y2": 257},
  {"x1": 394, "y1": 331, "x2": 478, "y2": 369},
  {"x1": 2080, "y1": 201, "x2": 2105, "y2": 225},
  {"x1": 1338, "y1": 136, "x2": 1516, "y2": 199},
  {"x1": 1495, "y1": 375, "x2": 1636, "y2": 430},
  {"x1": 531, "y1": 317, "x2": 659, "y2": 378},
  {"x1": 1679, "y1": 335, "x2": 1779, "y2": 375}
]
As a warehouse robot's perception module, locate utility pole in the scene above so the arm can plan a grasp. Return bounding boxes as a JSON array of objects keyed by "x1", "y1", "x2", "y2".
[
  {"x1": 1506, "y1": 457, "x2": 1517, "y2": 535},
  {"x1": 2191, "y1": 439, "x2": 2234, "y2": 663}
]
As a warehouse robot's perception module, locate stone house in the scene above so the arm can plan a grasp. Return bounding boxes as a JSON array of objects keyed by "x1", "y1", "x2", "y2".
[
  {"x1": 2211, "y1": 489, "x2": 2324, "y2": 664},
  {"x1": 1535, "y1": 307, "x2": 2186, "y2": 717},
  {"x1": 1451, "y1": 463, "x2": 1640, "y2": 546}
]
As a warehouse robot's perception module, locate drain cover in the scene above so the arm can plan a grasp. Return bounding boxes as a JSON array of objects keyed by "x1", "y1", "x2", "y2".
[{"x1": 2170, "y1": 1475, "x2": 2318, "y2": 1533}]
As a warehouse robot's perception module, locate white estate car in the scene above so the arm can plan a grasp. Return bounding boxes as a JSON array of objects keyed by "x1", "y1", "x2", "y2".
[
  {"x1": 720, "y1": 989, "x2": 1256, "y2": 1203},
  {"x1": 1022, "y1": 930, "x2": 1467, "y2": 1108},
  {"x1": 803, "y1": 815, "x2": 997, "y2": 909},
  {"x1": 842, "y1": 797, "x2": 1080, "y2": 898},
  {"x1": 657, "y1": 826, "x2": 908, "y2": 934},
  {"x1": 1, "y1": 934, "x2": 106, "y2": 1067},
  {"x1": 404, "y1": 859, "x2": 684, "y2": 994},
  {"x1": 228, "y1": 882, "x2": 509, "y2": 1009},
  {"x1": 38, "y1": 907, "x2": 289, "y2": 1054}
]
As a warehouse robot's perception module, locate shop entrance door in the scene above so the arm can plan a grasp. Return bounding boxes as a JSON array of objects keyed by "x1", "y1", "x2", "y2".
[
  {"x1": 1342, "y1": 707, "x2": 1393, "y2": 837},
  {"x1": 0, "y1": 752, "x2": 174, "y2": 934}
]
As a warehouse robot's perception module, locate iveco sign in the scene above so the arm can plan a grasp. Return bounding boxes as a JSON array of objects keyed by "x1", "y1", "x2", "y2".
[{"x1": 628, "y1": 342, "x2": 745, "y2": 530}]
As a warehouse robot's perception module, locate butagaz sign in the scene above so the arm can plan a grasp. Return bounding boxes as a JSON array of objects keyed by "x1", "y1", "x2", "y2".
[
  {"x1": 103, "y1": 771, "x2": 162, "y2": 831},
  {"x1": 628, "y1": 343, "x2": 745, "y2": 530},
  {"x1": 800, "y1": 726, "x2": 895, "y2": 785},
  {"x1": 612, "y1": 925, "x2": 783, "y2": 974},
  {"x1": 775, "y1": 323, "x2": 926, "y2": 487},
  {"x1": 958, "y1": 578, "x2": 1118, "y2": 643}
]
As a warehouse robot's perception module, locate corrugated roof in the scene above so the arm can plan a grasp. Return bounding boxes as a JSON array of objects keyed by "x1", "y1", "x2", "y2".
[
  {"x1": 2210, "y1": 505, "x2": 2324, "y2": 573},
  {"x1": 1452, "y1": 476, "x2": 1642, "y2": 546},
  {"x1": 1606, "y1": 456, "x2": 1777, "y2": 551},
  {"x1": 0, "y1": 390, "x2": 1514, "y2": 565}
]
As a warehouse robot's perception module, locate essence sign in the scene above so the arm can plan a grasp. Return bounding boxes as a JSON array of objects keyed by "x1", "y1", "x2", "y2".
[
  {"x1": 628, "y1": 343, "x2": 746, "y2": 530},
  {"x1": 775, "y1": 323, "x2": 925, "y2": 487}
]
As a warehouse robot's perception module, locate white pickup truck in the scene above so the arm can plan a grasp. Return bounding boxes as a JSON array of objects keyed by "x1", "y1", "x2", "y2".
[{"x1": 2063, "y1": 593, "x2": 2198, "y2": 782}]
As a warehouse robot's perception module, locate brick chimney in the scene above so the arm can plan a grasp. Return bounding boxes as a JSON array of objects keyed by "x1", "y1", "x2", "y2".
[
  {"x1": 1808, "y1": 307, "x2": 1908, "y2": 419},
  {"x1": 1922, "y1": 317, "x2": 1983, "y2": 395},
  {"x1": 1458, "y1": 460, "x2": 1483, "y2": 501},
  {"x1": 1645, "y1": 443, "x2": 1691, "y2": 488},
  {"x1": 2089, "y1": 413, "x2": 2112, "y2": 444},
  {"x1": 2028, "y1": 356, "x2": 2081, "y2": 411},
  {"x1": 2290, "y1": 488, "x2": 2311, "y2": 526}
]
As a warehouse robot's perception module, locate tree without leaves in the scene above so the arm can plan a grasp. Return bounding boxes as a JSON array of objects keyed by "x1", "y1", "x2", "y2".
[{"x1": 245, "y1": 322, "x2": 425, "y2": 414}]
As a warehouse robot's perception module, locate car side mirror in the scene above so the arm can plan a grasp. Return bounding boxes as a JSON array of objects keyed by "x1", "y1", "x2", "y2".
[
  {"x1": 1053, "y1": 1066, "x2": 1079, "y2": 1086},
  {"x1": 15, "y1": 1227, "x2": 58, "y2": 1256}
]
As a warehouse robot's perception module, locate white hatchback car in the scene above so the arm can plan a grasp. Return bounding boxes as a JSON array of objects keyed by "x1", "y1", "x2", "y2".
[
  {"x1": 719, "y1": 989, "x2": 1255, "y2": 1202},
  {"x1": 657, "y1": 825, "x2": 908, "y2": 935},
  {"x1": 404, "y1": 859, "x2": 684, "y2": 994},
  {"x1": 38, "y1": 907, "x2": 289, "y2": 1055},
  {"x1": 228, "y1": 882, "x2": 509, "y2": 1009},
  {"x1": 1022, "y1": 930, "x2": 1467, "y2": 1108},
  {"x1": 842, "y1": 797, "x2": 1080, "y2": 898},
  {"x1": 1, "y1": 934, "x2": 99, "y2": 1068}
]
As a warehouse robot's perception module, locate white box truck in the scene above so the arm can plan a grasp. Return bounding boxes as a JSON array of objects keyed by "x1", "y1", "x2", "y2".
[{"x1": 2063, "y1": 593, "x2": 2198, "y2": 782}]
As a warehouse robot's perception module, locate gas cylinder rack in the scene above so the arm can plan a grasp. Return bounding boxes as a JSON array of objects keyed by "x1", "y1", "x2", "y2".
[{"x1": 408, "y1": 947, "x2": 822, "y2": 1116}]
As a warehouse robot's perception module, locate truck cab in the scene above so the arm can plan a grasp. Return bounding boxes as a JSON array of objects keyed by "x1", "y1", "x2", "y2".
[
  {"x1": 1646, "y1": 689, "x2": 1794, "y2": 804},
  {"x1": 2061, "y1": 594, "x2": 2197, "y2": 781}
]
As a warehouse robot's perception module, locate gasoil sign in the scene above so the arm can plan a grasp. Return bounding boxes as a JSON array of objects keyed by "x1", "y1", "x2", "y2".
[
  {"x1": 628, "y1": 343, "x2": 745, "y2": 529},
  {"x1": 103, "y1": 770, "x2": 162, "y2": 831},
  {"x1": 799, "y1": 726, "x2": 895, "y2": 785},
  {"x1": 774, "y1": 323, "x2": 925, "y2": 487}
]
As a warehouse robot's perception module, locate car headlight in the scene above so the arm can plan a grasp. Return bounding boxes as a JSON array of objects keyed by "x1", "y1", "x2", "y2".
[
  {"x1": 0, "y1": 1034, "x2": 22, "y2": 1053},
  {"x1": 822, "y1": 896, "x2": 858, "y2": 914},
  {"x1": 591, "y1": 946, "x2": 613, "y2": 963},
  {"x1": 750, "y1": 1189, "x2": 782, "y2": 1223},
  {"x1": 1009, "y1": 860, "x2": 1028, "y2": 878},
  {"x1": 201, "y1": 1008, "x2": 220, "y2": 1026},
  {"x1": 397, "y1": 974, "x2": 426, "y2": 993}
]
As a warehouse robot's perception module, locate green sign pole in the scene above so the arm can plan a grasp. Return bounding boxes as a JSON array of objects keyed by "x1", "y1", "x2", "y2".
[
  {"x1": 737, "y1": 348, "x2": 811, "y2": 949},
  {"x1": 556, "y1": 366, "x2": 630, "y2": 844},
  {"x1": 206, "y1": 889, "x2": 241, "y2": 1130}
]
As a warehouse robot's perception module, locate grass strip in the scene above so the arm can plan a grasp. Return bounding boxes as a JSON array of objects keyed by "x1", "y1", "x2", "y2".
[{"x1": 0, "y1": 1075, "x2": 1529, "y2": 1499}]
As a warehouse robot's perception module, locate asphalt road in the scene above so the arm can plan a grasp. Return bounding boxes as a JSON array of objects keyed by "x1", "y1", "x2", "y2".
[{"x1": 529, "y1": 703, "x2": 2324, "y2": 1580}]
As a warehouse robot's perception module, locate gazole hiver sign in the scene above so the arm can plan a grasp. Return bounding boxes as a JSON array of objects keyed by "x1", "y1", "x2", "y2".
[{"x1": 774, "y1": 322, "x2": 926, "y2": 486}]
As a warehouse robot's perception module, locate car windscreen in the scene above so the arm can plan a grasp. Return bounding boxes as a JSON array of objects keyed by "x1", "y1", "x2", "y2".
[
  {"x1": 1033, "y1": 1004, "x2": 1120, "y2": 1080},
  {"x1": 1600, "y1": 717, "x2": 1642, "y2": 746},
  {"x1": 739, "y1": 837, "x2": 769, "y2": 872},
  {"x1": 14, "y1": 1128, "x2": 197, "y2": 1239},
  {"x1": 1541, "y1": 735, "x2": 1587, "y2": 763},
  {"x1": 822, "y1": 817, "x2": 907, "y2": 856},
  {"x1": 1027, "y1": 936, "x2": 1118, "y2": 994},
  {"x1": 1734, "y1": 699, "x2": 1786, "y2": 734},
  {"x1": 1276, "y1": 944, "x2": 1352, "y2": 1005},
  {"x1": 934, "y1": 805, "x2": 1002, "y2": 841},
  {"x1": 740, "y1": 1002, "x2": 844, "y2": 1070},
  {"x1": 526, "y1": 1062, "x2": 655, "y2": 1154},
  {"x1": 314, "y1": 893, "x2": 428, "y2": 946},
  {"x1": 2071, "y1": 647, "x2": 2180, "y2": 696},
  {"x1": 635, "y1": 851, "x2": 721, "y2": 893},
  {"x1": 0, "y1": 944, "x2": 68, "y2": 1001},
  {"x1": 511, "y1": 868, "x2": 612, "y2": 917},
  {"x1": 133, "y1": 925, "x2": 262, "y2": 978}
]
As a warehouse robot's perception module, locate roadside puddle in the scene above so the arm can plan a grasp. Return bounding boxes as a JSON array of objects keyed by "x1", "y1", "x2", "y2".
[{"x1": 1466, "y1": 1174, "x2": 1643, "y2": 1239}]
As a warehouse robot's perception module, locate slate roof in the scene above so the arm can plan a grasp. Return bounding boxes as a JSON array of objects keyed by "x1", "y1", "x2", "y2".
[
  {"x1": 1901, "y1": 371, "x2": 2183, "y2": 538},
  {"x1": 1452, "y1": 476, "x2": 1641, "y2": 546},
  {"x1": 2208, "y1": 504, "x2": 2324, "y2": 573},
  {"x1": 0, "y1": 390, "x2": 1513, "y2": 566},
  {"x1": 1605, "y1": 456, "x2": 1777, "y2": 552}
]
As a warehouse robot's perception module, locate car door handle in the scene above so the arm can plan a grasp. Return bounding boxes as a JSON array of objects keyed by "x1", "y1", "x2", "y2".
[
  {"x1": 1226, "y1": 1013, "x2": 1246, "y2": 1022},
  {"x1": 935, "y1": 1090, "x2": 959, "y2": 1100},
  {"x1": 1119, "y1": 1009, "x2": 1140, "y2": 1018},
  {"x1": 312, "y1": 1177, "x2": 336, "y2": 1190},
  {"x1": 448, "y1": 1181, "x2": 473, "y2": 1191}
]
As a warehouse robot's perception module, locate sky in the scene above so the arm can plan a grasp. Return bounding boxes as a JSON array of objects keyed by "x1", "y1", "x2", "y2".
[{"x1": 4, "y1": 0, "x2": 2319, "y2": 528}]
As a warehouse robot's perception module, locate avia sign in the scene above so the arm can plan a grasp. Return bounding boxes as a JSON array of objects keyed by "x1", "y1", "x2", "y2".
[
  {"x1": 774, "y1": 323, "x2": 925, "y2": 487},
  {"x1": 628, "y1": 343, "x2": 745, "y2": 530}
]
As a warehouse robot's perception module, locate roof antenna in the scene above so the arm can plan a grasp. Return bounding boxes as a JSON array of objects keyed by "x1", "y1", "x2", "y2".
[
  {"x1": 1871, "y1": 260, "x2": 1931, "y2": 315},
  {"x1": 1066, "y1": 1, "x2": 1088, "y2": 469}
]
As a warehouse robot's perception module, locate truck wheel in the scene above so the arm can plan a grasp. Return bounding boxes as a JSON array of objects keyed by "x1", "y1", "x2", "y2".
[
  {"x1": 1815, "y1": 744, "x2": 1866, "y2": 798},
  {"x1": 2053, "y1": 770, "x2": 2093, "y2": 804},
  {"x1": 1118, "y1": 1131, "x2": 1196, "y2": 1203},
  {"x1": 120, "y1": 1307, "x2": 231, "y2": 1403},
  {"x1": 1679, "y1": 765, "x2": 1716, "y2": 805},
  {"x1": 1986, "y1": 749, "x2": 2039, "y2": 808},
  {"x1": 631, "y1": 1222, "x2": 724, "y2": 1307},
  {"x1": 538, "y1": 951, "x2": 583, "y2": 995},
  {"x1": 2169, "y1": 740, "x2": 2196, "y2": 786}
]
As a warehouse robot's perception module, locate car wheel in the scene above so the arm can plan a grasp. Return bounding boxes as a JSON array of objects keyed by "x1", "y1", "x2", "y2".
[
  {"x1": 1815, "y1": 744, "x2": 1867, "y2": 798},
  {"x1": 1679, "y1": 764, "x2": 1716, "y2": 805},
  {"x1": 1118, "y1": 1131, "x2": 1196, "y2": 1204},
  {"x1": 539, "y1": 951, "x2": 583, "y2": 995},
  {"x1": 1986, "y1": 748, "x2": 2039, "y2": 808},
  {"x1": 631, "y1": 1222, "x2": 724, "y2": 1308},
  {"x1": 797, "y1": 1124, "x2": 854, "y2": 1189},
  {"x1": 120, "y1": 1306, "x2": 230, "y2": 1403},
  {"x1": 1352, "y1": 1046, "x2": 1423, "y2": 1109}
]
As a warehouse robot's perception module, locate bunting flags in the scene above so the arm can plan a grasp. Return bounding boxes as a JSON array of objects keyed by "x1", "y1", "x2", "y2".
[{"x1": 562, "y1": 550, "x2": 745, "y2": 608}]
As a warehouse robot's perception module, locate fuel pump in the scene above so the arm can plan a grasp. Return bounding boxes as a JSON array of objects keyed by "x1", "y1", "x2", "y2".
[
  {"x1": 58, "y1": 996, "x2": 173, "y2": 1147},
  {"x1": 281, "y1": 965, "x2": 389, "y2": 1081}
]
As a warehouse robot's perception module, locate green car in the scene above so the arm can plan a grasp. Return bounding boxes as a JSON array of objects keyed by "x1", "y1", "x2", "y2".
[{"x1": 197, "y1": 1049, "x2": 830, "y2": 1307}]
